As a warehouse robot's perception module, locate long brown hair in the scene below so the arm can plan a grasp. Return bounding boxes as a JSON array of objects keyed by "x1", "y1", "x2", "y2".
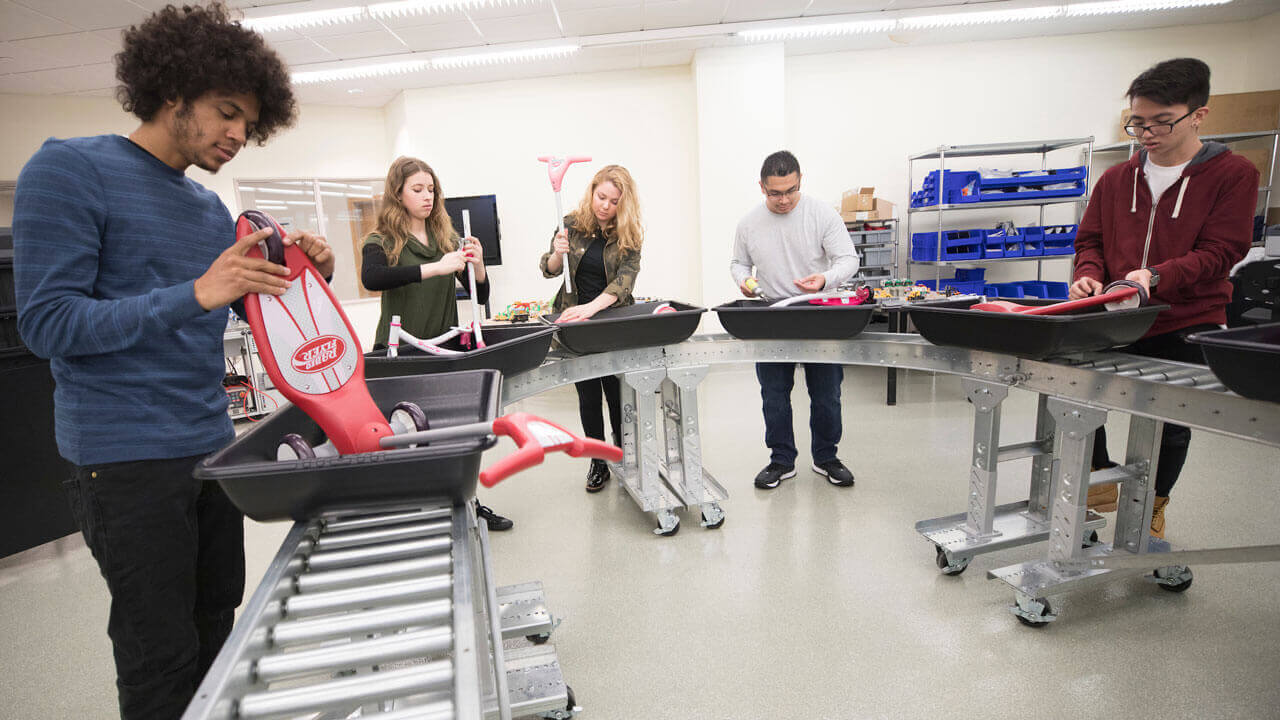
[
  {"x1": 368, "y1": 156, "x2": 458, "y2": 264},
  {"x1": 569, "y1": 165, "x2": 643, "y2": 254}
]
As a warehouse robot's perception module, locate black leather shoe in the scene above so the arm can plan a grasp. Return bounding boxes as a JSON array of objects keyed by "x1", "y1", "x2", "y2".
[
  {"x1": 585, "y1": 459, "x2": 610, "y2": 493},
  {"x1": 476, "y1": 503, "x2": 513, "y2": 531}
]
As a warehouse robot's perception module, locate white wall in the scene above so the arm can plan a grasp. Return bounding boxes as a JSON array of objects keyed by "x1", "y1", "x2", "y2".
[{"x1": 388, "y1": 66, "x2": 701, "y2": 315}]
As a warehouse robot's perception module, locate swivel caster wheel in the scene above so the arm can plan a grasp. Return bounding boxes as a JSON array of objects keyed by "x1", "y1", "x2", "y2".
[
  {"x1": 1155, "y1": 565, "x2": 1193, "y2": 593},
  {"x1": 1011, "y1": 593, "x2": 1057, "y2": 627},
  {"x1": 935, "y1": 546, "x2": 970, "y2": 576},
  {"x1": 654, "y1": 510, "x2": 680, "y2": 537},
  {"x1": 539, "y1": 685, "x2": 579, "y2": 719},
  {"x1": 700, "y1": 503, "x2": 725, "y2": 530},
  {"x1": 526, "y1": 632, "x2": 551, "y2": 645},
  {"x1": 1083, "y1": 530, "x2": 1100, "y2": 548},
  {"x1": 276, "y1": 433, "x2": 315, "y2": 461}
]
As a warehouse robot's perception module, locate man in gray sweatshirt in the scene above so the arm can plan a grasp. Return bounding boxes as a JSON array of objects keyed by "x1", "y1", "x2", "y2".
[{"x1": 730, "y1": 150, "x2": 859, "y2": 490}]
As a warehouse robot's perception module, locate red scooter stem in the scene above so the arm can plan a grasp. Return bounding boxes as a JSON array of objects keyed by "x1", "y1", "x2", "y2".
[
  {"x1": 480, "y1": 412, "x2": 622, "y2": 488},
  {"x1": 972, "y1": 285, "x2": 1140, "y2": 315}
]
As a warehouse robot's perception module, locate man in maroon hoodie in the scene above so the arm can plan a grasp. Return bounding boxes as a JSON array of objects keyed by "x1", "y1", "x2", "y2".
[{"x1": 1072, "y1": 58, "x2": 1258, "y2": 538}]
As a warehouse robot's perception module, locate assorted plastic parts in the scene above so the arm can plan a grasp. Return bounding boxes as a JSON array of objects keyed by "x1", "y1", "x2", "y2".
[
  {"x1": 541, "y1": 301, "x2": 705, "y2": 354},
  {"x1": 234, "y1": 210, "x2": 393, "y2": 455},
  {"x1": 908, "y1": 298, "x2": 1166, "y2": 359},
  {"x1": 714, "y1": 299, "x2": 876, "y2": 340},
  {"x1": 365, "y1": 323, "x2": 557, "y2": 379},
  {"x1": 1187, "y1": 322, "x2": 1280, "y2": 403}
]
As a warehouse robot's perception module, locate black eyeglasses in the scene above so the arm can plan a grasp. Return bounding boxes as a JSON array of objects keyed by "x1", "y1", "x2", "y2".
[
  {"x1": 1124, "y1": 109, "x2": 1195, "y2": 138},
  {"x1": 765, "y1": 185, "x2": 800, "y2": 199}
]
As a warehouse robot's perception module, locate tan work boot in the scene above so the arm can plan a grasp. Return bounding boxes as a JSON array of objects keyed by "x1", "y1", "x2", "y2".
[
  {"x1": 1087, "y1": 484, "x2": 1118, "y2": 512},
  {"x1": 1150, "y1": 496, "x2": 1170, "y2": 539}
]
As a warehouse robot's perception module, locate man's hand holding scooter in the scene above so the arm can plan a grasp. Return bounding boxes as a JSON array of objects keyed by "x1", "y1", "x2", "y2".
[{"x1": 195, "y1": 227, "x2": 334, "y2": 311}]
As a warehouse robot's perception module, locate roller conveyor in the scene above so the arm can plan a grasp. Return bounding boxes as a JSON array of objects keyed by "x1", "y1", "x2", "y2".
[{"x1": 182, "y1": 502, "x2": 577, "y2": 720}]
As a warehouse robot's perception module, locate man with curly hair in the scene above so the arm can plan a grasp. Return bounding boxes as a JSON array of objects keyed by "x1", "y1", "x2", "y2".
[{"x1": 12, "y1": 4, "x2": 328, "y2": 718}]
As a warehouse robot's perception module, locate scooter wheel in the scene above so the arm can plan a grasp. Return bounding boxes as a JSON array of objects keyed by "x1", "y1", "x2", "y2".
[
  {"x1": 242, "y1": 209, "x2": 287, "y2": 266},
  {"x1": 276, "y1": 433, "x2": 316, "y2": 461},
  {"x1": 1102, "y1": 279, "x2": 1149, "y2": 307},
  {"x1": 390, "y1": 401, "x2": 430, "y2": 434}
]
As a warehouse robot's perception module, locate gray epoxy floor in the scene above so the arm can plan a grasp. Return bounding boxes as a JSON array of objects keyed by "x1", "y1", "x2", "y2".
[{"x1": 2, "y1": 364, "x2": 1278, "y2": 719}]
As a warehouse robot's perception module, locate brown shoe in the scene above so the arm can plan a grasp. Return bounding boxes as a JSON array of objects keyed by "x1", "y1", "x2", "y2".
[
  {"x1": 1087, "y1": 484, "x2": 1118, "y2": 512},
  {"x1": 1150, "y1": 496, "x2": 1170, "y2": 539}
]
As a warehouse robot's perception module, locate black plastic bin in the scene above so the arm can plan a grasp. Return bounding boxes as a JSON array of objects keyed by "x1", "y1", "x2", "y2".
[
  {"x1": 542, "y1": 301, "x2": 705, "y2": 354},
  {"x1": 1187, "y1": 323, "x2": 1280, "y2": 403},
  {"x1": 195, "y1": 370, "x2": 502, "y2": 521},
  {"x1": 715, "y1": 299, "x2": 876, "y2": 340},
  {"x1": 909, "y1": 299, "x2": 1166, "y2": 359},
  {"x1": 365, "y1": 323, "x2": 556, "y2": 379}
]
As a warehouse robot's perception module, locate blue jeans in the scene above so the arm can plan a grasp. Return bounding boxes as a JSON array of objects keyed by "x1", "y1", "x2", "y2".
[{"x1": 755, "y1": 362, "x2": 843, "y2": 468}]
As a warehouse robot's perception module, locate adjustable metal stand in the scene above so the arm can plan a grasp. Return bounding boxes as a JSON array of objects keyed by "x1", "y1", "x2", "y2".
[
  {"x1": 611, "y1": 365, "x2": 727, "y2": 536},
  {"x1": 915, "y1": 379, "x2": 1105, "y2": 575},
  {"x1": 182, "y1": 503, "x2": 578, "y2": 719}
]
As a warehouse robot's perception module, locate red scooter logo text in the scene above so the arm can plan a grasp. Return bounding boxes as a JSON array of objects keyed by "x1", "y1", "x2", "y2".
[{"x1": 292, "y1": 335, "x2": 346, "y2": 374}]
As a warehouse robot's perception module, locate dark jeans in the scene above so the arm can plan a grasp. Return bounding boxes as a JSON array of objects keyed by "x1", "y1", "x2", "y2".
[
  {"x1": 575, "y1": 375, "x2": 622, "y2": 445},
  {"x1": 64, "y1": 454, "x2": 245, "y2": 720},
  {"x1": 1091, "y1": 324, "x2": 1218, "y2": 498},
  {"x1": 756, "y1": 362, "x2": 843, "y2": 467}
]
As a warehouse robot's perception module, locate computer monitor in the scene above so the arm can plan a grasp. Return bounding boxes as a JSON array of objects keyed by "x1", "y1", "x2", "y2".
[{"x1": 445, "y1": 194, "x2": 502, "y2": 266}]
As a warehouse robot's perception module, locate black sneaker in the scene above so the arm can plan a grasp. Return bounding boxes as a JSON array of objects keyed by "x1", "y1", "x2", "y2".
[
  {"x1": 585, "y1": 459, "x2": 610, "y2": 493},
  {"x1": 754, "y1": 463, "x2": 796, "y2": 489},
  {"x1": 813, "y1": 459, "x2": 854, "y2": 487},
  {"x1": 476, "y1": 504, "x2": 514, "y2": 532}
]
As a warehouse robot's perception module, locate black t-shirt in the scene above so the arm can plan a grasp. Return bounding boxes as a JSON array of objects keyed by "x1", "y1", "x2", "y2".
[{"x1": 575, "y1": 235, "x2": 607, "y2": 305}]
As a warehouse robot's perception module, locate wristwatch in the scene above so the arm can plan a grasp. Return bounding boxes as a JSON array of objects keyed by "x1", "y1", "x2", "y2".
[{"x1": 1144, "y1": 267, "x2": 1160, "y2": 288}]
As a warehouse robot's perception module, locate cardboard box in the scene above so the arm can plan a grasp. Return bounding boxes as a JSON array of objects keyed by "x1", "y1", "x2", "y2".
[
  {"x1": 841, "y1": 187, "x2": 877, "y2": 213},
  {"x1": 841, "y1": 198, "x2": 895, "y2": 223},
  {"x1": 1117, "y1": 89, "x2": 1280, "y2": 141}
]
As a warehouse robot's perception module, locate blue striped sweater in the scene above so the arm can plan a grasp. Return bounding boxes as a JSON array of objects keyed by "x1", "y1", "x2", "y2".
[{"x1": 14, "y1": 135, "x2": 235, "y2": 465}]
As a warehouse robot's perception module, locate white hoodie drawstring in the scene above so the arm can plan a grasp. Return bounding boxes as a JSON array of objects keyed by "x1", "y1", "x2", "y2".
[
  {"x1": 1131, "y1": 167, "x2": 1139, "y2": 213},
  {"x1": 1171, "y1": 176, "x2": 1189, "y2": 219}
]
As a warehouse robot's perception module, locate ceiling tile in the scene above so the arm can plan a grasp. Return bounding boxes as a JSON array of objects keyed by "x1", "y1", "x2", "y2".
[
  {"x1": 0, "y1": 1, "x2": 78, "y2": 41},
  {"x1": 643, "y1": 1, "x2": 724, "y2": 29},
  {"x1": 268, "y1": 37, "x2": 340, "y2": 65},
  {"x1": 473, "y1": 12, "x2": 563, "y2": 43},
  {"x1": 638, "y1": 36, "x2": 707, "y2": 66},
  {"x1": 803, "y1": 0, "x2": 893, "y2": 14},
  {"x1": 290, "y1": 15, "x2": 389, "y2": 39},
  {"x1": 311, "y1": 29, "x2": 409, "y2": 59},
  {"x1": 559, "y1": 4, "x2": 643, "y2": 35},
  {"x1": 5, "y1": 31, "x2": 120, "y2": 71},
  {"x1": 0, "y1": 61, "x2": 114, "y2": 94},
  {"x1": 722, "y1": 0, "x2": 812, "y2": 23},
  {"x1": 552, "y1": 0, "x2": 639, "y2": 11},
  {"x1": 463, "y1": 0, "x2": 552, "y2": 20},
  {"x1": 397, "y1": 21, "x2": 485, "y2": 52},
  {"x1": 9, "y1": 0, "x2": 148, "y2": 31}
]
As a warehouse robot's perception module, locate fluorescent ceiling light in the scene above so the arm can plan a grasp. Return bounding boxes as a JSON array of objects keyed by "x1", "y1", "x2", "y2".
[
  {"x1": 1064, "y1": 0, "x2": 1231, "y2": 17},
  {"x1": 901, "y1": 6, "x2": 1064, "y2": 28},
  {"x1": 293, "y1": 58, "x2": 431, "y2": 84},
  {"x1": 369, "y1": 0, "x2": 541, "y2": 20},
  {"x1": 242, "y1": 6, "x2": 364, "y2": 33},
  {"x1": 250, "y1": 187, "x2": 311, "y2": 195},
  {"x1": 737, "y1": 19, "x2": 896, "y2": 42},
  {"x1": 430, "y1": 44, "x2": 578, "y2": 69}
]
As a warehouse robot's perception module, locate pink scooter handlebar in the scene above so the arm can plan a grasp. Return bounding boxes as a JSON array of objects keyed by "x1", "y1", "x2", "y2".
[
  {"x1": 480, "y1": 412, "x2": 622, "y2": 488},
  {"x1": 537, "y1": 155, "x2": 593, "y2": 192}
]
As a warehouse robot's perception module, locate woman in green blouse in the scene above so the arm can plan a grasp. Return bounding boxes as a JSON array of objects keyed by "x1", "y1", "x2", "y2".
[
  {"x1": 361, "y1": 156, "x2": 510, "y2": 531},
  {"x1": 539, "y1": 165, "x2": 644, "y2": 492}
]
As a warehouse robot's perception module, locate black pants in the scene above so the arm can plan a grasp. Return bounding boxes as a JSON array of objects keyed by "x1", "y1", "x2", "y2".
[
  {"x1": 755, "y1": 362, "x2": 844, "y2": 467},
  {"x1": 1091, "y1": 324, "x2": 1217, "y2": 498},
  {"x1": 64, "y1": 454, "x2": 245, "y2": 720},
  {"x1": 575, "y1": 375, "x2": 622, "y2": 445}
]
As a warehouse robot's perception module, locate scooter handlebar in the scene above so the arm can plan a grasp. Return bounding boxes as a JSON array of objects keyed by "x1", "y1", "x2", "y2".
[{"x1": 478, "y1": 412, "x2": 623, "y2": 487}]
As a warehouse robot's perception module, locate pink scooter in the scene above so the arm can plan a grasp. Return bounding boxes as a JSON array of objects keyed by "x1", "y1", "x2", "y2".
[{"x1": 537, "y1": 155, "x2": 591, "y2": 295}]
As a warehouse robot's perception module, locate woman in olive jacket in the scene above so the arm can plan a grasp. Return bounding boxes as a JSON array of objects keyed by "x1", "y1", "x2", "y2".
[{"x1": 539, "y1": 164, "x2": 643, "y2": 492}]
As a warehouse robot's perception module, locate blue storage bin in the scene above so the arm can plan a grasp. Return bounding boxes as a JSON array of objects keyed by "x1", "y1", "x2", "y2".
[
  {"x1": 976, "y1": 166, "x2": 1089, "y2": 189},
  {"x1": 986, "y1": 230, "x2": 1023, "y2": 258},
  {"x1": 1019, "y1": 226, "x2": 1045, "y2": 257},
  {"x1": 910, "y1": 170, "x2": 981, "y2": 207},
  {"x1": 917, "y1": 278, "x2": 984, "y2": 295},
  {"x1": 1019, "y1": 281, "x2": 1050, "y2": 298},
  {"x1": 991, "y1": 283, "x2": 1026, "y2": 298},
  {"x1": 1042, "y1": 224, "x2": 1077, "y2": 255},
  {"x1": 984, "y1": 284, "x2": 1000, "y2": 297},
  {"x1": 910, "y1": 230, "x2": 984, "y2": 262},
  {"x1": 954, "y1": 267, "x2": 985, "y2": 281},
  {"x1": 982, "y1": 232, "x2": 1005, "y2": 259},
  {"x1": 1041, "y1": 281, "x2": 1069, "y2": 299}
]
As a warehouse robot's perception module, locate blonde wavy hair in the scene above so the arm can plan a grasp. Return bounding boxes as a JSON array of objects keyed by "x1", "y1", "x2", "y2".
[
  {"x1": 568, "y1": 165, "x2": 643, "y2": 254},
  {"x1": 368, "y1": 156, "x2": 458, "y2": 264}
]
